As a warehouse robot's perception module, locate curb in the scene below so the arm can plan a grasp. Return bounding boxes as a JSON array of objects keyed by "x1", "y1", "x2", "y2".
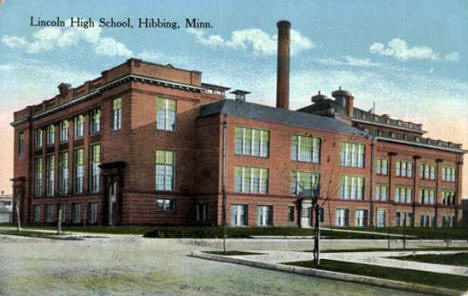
[{"x1": 190, "y1": 251, "x2": 461, "y2": 296}]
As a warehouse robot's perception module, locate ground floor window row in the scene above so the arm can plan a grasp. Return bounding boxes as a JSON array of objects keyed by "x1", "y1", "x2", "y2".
[{"x1": 32, "y1": 203, "x2": 99, "y2": 224}]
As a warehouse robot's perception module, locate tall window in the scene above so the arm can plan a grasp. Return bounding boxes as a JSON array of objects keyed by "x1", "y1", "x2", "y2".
[
  {"x1": 45, "y1": 204, "x2": 55, "y2": 223},
  {"x1": 156, "y1": 98, "x2": 176, "y2": 131},
  {"x1": 87, "y1": 203, "x2": 98, "y2": 224},
  {"x1": 376, "y1": 210, "x2": 386, "y2": 227},
  {"x1": 375, "y1": 184, "x2": 388, "y2": 201},
  {"x1": 155, "y1": 150, "x2": 175, "y2": 191},
  {"x1": 335, "y1": 208, "x2": 349, "y2": 227},
  {"x1": 112, "y1": 98, "x2": 122, "y2": 131},
  {"x1": 419, "y1": 188, "x2": 435, "y2": 205},
  {"x1": 47, "y1": 124, "x2": 55, "y2": 146},
  {"x1": 59, "y1": 151, "x2": 69, "y2": 195},
  {"x1": 442, "y1": 166, "x2": 456, "y2": 182},
  {"x1": 89, "y1": 144, "x2": 101, "y2": 193},
  {"x1": 196, "y1": 203, "x2": 208, "y2": 222},
  {"x1": 257, "y1": 205, "x2": 273, "y2": 226},
  {"x1": 355, "y1": 209, "x2": 368, "y2": 227},
  {"x1": 394, "y1": 187, "x2": 413, "y2": 204},
  {"x1": 291, "y1": 135, "x2": 321, "y2": 163},
  {"x1": 340, "y1": 142, "x2": 365, "y2": 168},
  {"x1": 34, "y1": 157, "x2": 43, "y2": 197},
  {"x1": 73, "y1": 148, "x2": 84, "y2": 194},
  {"x1": 234, "y1": 127, "x2": 269, "y2": 157},
  {"x1": 46, "y1": 155, "x2": 55, "y2": 197},
  {"x1": 441, "y1": 191, "x2": 456, "y2": 206},
  {"x1": 234, "y1": 166, "x2": 268, "y2": 194},
  {"x1": 59, "y1": 204, "x2": 66, "y2": 223},
  {"x1": 72, "y1": 203, "x2": 81, "y2": 224},
  {"x1": 60, "y1": 120, "x2": 69, "y2": 142},
  {"x1": 33, "y1": 205, "x2": 41, "y2": 222},
  {"x1": 376, "y1": 158, "x2": 388, "y2": 175},
  {"x1": 290, "y1": 171, "x2": 320, "y2": 195},
  {"x1": 395, "y1": 160, "x2": 413, "y2": 178},
  {"x1": 395, "y1": 212, "x2": 401, "y2": 226},
  {"x1": 34, "y1": 128, "x2": 43, "y2": 150},
  {"x1": 74, "y1": 115, "x2": 84, "y2": 138},
  {"x1": 18, "y1": 132, "x2": 24, "y2": 156},
  {"x1": 231, "y1": 204, "x2": 248, "y2": 226},
  {"x1": 419, "y1": 163, "x2": 436, "y2": 180},
  {"x1": 89, "y1": 108, "x2": 101, "y2": 134},
  {"x1": 339, "y1": 176, "x2": 364, "y2": 200}
]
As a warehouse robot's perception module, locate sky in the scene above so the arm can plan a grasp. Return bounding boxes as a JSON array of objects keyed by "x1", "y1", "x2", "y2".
[{"x1": 0, "y1": 0, "x2": 467, "y2": 196}]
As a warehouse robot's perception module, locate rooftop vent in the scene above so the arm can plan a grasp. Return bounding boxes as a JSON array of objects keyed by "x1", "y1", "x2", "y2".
[
  {"x1": 231, "y1": 90, "x2": 250, "y2": 102},
  {"x1": 311, "y1": 90, "x2": 328, "y2": 103},
  {"x1": 58, "y1": 83, "x2": 71, "y2": 97}
]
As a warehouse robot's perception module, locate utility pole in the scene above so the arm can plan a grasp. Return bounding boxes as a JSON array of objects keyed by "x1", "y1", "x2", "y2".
[{"x1": 222, "y1": 114, "x2": 227, "y2": 253}]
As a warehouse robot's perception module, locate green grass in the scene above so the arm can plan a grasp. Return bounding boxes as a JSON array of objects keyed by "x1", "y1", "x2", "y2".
[
  {"x1": 143, "y1": 226, "x2": 384, "y2": 239},
  {"x1": 204, "y1": 251, "x2": 263, "y2": 256},
  {"x1": 0, "y1": 229, "x2": 82, "y2": 240},
  {"x1": 284, "y1": 259, "x2": 468, "y2": 291},
  {"x1": 389, "y1": 252, "x2": 468, "y2": 266},
  {"x1": 341, "y1": 226, "x2": 468, "y2": 240},
  {"x1": 318, "y1": 247, "x2": 468, "y2": 253}
]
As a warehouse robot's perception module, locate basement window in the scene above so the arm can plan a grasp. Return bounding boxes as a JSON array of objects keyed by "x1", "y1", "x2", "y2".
[{"x1": 156, "y1": 199, "x2": 175, "y2": 211}]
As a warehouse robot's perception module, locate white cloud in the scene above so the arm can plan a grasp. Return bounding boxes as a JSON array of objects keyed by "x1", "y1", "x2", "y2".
[
  {"x1": 317, "y1": 56, "x2": 381, "y2": 68},
  {"x1": 369, "y1": 38, "x2": 458, "y2": 62},
  {"x1": 1, "y1": 20, "x2": 132, "y2": 58},
  {"x1": 187, "y1": 28, "x2": 314, "y2": 56}
]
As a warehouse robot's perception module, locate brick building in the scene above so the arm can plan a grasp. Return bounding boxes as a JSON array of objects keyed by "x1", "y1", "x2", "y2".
[{"x1": 11, "y1": 21, "x2": 465, "y2": 228}]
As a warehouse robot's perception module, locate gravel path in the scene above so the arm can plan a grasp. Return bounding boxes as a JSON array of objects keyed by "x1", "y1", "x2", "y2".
[{"x1": 0, "y1": 234, "x2": 427, "y2": 296}]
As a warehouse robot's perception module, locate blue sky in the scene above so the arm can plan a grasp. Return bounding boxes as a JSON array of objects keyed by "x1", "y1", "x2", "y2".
[{"x1": 0, "y1": 0, "x2": 467, "y2": 194}]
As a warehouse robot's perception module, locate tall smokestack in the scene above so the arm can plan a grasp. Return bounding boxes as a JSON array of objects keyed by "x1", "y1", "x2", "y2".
[{"x1": 276, "y1": 20, "x2": 290, "y2": 109}]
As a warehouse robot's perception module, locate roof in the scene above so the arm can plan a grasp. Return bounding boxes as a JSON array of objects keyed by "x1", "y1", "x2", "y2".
[{"x1": 198, "y1": 99, "x2": 369, "y2": 136}]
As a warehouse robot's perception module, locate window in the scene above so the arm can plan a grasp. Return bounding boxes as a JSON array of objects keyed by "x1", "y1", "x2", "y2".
[
  {"x1": 155, "y1": 150, "x2": 175, "y2": 191},
  {"x1": 34, "y1": 157, "x2": 43, "y2": 197},
  {"x1": 442, "y1": 166, "x2": 456, "y2": 182},
  {"x1": 257, "y1": 205, "x2": 273, "y2": 226},
  {"x1": 376, "y1": 158, "x2": 388, "y2": 175},
  {"x1": 73, "y1": 148, "x2": 84, "y2": 194},
  {"x1": 234, "y1": 166, "x2": 268, "y2": 194},
  {"x1": 72, "y1": 203, "x2": 81, "y2": 224},
  {"x1": 156, "y1": 98, "x2": 176, "y2": 131},
  {"x1": 395, "y1": 160, "x2": 413, "y2": 178},
  {"x1": 112, "y1": 98, "x2": 122, "y2": 131},
  {"x1": 196, "y1": 203, "x2": 208, "y2": 221},
  {"x1": 47, "y1": 124, "x2": 55, "y2": 146},
  {"x1": 394, "y1": 187, "x2": 413, "y2": 204},
  {"x1": 45, "y1": 204, "x2": 55, "y2": 223},
  {"x1": 290, "y1": 171, "x2": 320, "y2": 195},
  {"x1": 87, "y1": 203, "x2": 98, "y2": 224},
  {"x1": 419, "y1": 163, "x2": 436, "y2": 180},
  {"x1": 60, "y1": 120, "x2": 69, "y2": 142},
  {"x1": 442, "y1": 215, "x2": 455, "y2": 228},
  {"x1": 442, "y1": 191, "x2": 456, "y2": 206},
  {"x1": 339, "y1": 176, "x2": 364, "y2": 200},
  {"x1": 58, "y1": 204, "x2": 66, "y2": 223},
  {"x1": 395, "y1": 212, "x2": 401, "y2": 226},
  {"x1": 377, "y1": 210, "x2": 386, "y2": 227},
  {"x1": 340, "y1": 142, "x2": 365, "y2": 168},
  {"x1": 419, "y1": 188, "x2": 435, "y2": 205},
  {"x1": 231, "y1": 204, "x2": 248, "y2": 226},
  {"x1": 74, "y1": 115, "x2": 84, "y2": 138},
  {"x1": 89, "y1": 108, "x2": 101, "y2": 134},
  {"x1": 46, "y1": 155, "x2": 55, "y2": 197},
  {"x1": 335, "y1": 208, "x2": 349, "y2": 227},
  {"x1": 33, "y1": 205, "x2": 41, "y2": 222},
  {"x1": 291, "y1": 135, "x2": 321, "y2": 163},
  {"x1": 375, "y1": 184, "x2": 388, "y2": 201},
  {"x1": 355, "y1": 209, "x2": 368, "y2": 227},
  {"x1": 35, "y1": 128, "x2": 43, "y2": 150},
  {"x1": 156, "y1": 199, "x2": 175, "y2": 211},
  {"x1": 18, "y1": 132, "x2": 24, "y2": 156},
  {"x1": 288, "y1": 206, "x2": 295, "y2": 222},
  {"x1": 420, "y1": 215, "x2": 434, "y2": 228},
  {"x1": 234, "y1": 127, "x2": 269, "y2": 157},
  {"x1": 89, "y1": 144, "x2": 101, "y2": 193},
  {"x1": 59, "y1": 152, "x2": 69, "y2": 195}
]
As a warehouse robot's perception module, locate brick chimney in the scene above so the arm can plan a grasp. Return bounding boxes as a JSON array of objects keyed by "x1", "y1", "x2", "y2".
[
  {"x1": 276, "y1": 20, "x2": 290, "y2": 109},
  {"x1": 332, "y1": 87, "x2": 354, "y2": 117}
]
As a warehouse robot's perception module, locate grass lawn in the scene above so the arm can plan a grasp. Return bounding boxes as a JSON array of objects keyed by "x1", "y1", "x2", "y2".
[
  {"x1": 283, "y1": 259, "x2": 468, "y2": 291},
  {"x1": 0, "y1": 229, "x2": 81, "y2": 240},
  {"x1": 319, "y1": 247, "x2": 468, "y2": 253},
  {"x1": 341, "y1": 226, "x2": 468, "y2": 240},
  {"x1": 0, "y1": 224, "x2": 156, "y2": 235},
  {"x1": 389, "y1": 252, "x2": 468, "y2": 266},
  {"x1": 204, "y1": 251, "x2": 263, "y2": 256}
]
